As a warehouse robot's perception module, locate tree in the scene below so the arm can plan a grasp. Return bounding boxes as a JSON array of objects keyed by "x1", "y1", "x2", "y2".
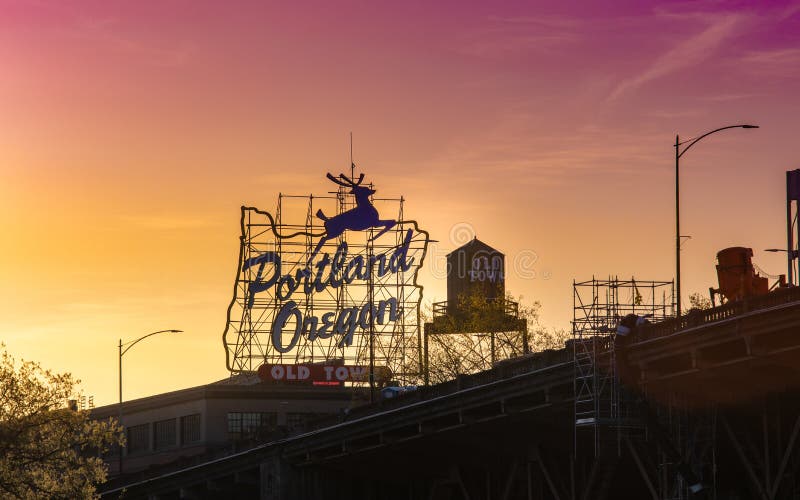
[
  {"x1": 424, "y1": 291, "x2": 569, "y2": 384},
  {"x1": 0, "y1": 345, "x2": 123, "y2": 499},
  {"x1": 689, "y1": 292, "x2": 713, "y2": 310}
]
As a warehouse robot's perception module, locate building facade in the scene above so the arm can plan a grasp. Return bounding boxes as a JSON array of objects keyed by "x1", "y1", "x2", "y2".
[{"x1": 91, "y1": 374, "x2": 360, "y2": 476}]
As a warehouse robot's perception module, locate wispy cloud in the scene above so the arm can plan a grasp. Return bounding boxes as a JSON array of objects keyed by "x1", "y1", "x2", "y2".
[
  {"x1": 70, "y1": 16, "x2": 193, "y2": 68},
  {"x1": 704, "y1": 93, "x2": 763, "y2": 102},
  {"x1": 647, "y1": 109, "x2": 707, "y2": 119},
  {"x1": 419, "y1": 106, "x2": 667, "y2": 190},
  {"x1": 779, "y1": 2, "x2": 800, "y2": 20},
  {"x1": 2, "y1": 3, "x2": 192, "y2": 67},
  {"x1": 455, "y1": 15, "x2": 581, "y2": 58},
  {"x1": 120, "y1": 214, "x2": 218, "y2": 230},
  {"x1": 740, "y1": 48, "x2": 800, "y2": 77},
  {"x1": 607, "y1": 12, "x2": 744, "y2": 101}
]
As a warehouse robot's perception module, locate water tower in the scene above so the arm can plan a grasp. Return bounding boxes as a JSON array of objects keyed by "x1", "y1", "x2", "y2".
[
  {"x1": 425, "y1": 237, "x2": 526, "y2": 385},
  {"x1": 445, "y1": 238, "x2": 506, "y2": 315}
]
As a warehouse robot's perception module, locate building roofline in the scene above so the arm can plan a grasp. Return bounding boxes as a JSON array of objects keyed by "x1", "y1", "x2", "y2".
[
  {"x1": 445, "y1": 237, "x2": 503, "y2": 257},
  {"x1": 90, "y1": 375, "x2": 358, "y2": 418}
]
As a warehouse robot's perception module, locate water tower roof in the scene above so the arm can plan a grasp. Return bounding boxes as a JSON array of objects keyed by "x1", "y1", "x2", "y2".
[{"x1": 446, "y1": 237, "x2": 503, "y2": 257}]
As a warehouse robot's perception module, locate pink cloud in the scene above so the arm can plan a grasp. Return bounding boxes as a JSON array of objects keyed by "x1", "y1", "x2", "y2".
[
  {"x1": 740, "y1": 48, "x2": 800, "y2": 77},
  {"x1": 607, "y1": 12, "x2": 745, "y2": 101}
]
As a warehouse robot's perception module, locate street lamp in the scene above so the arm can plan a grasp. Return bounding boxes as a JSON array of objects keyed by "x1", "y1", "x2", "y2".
[
  {"x1": 766, "y1": 248, "x2": 798, "y2": 285},
  {"x1": 118, "y1": 329, "x2": 182, "y2": 475},
  {"x1": 765, "y1": 248, "x2": 798, "y2": 256},
  {"x1": 675, "y1": 124, "x2": 758, "y2": 322}
]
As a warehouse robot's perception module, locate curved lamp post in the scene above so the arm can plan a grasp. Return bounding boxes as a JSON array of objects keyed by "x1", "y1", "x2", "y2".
[
  {"x1": 675, "y1": 124, "x2": 758, "y2": 322},
  {"x1": 118, "y1": 329, "x2": 182, "y2": 475},
  {"x1": 766, "y1": 248, "x2": 799, "y2": 285}
]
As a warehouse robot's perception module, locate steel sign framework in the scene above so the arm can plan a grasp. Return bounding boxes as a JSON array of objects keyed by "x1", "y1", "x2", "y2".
[{"x1": 222, "y1": 170, "x2": 429, "y2": 385}]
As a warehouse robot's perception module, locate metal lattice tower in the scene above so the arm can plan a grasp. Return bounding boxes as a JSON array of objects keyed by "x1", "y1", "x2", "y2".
[
  {"x1": 573, "y1": 277, "x2": 675, "y2": 457},
  {"x1": 222, "y1": 172, "x2": 430, "y2": 384}
]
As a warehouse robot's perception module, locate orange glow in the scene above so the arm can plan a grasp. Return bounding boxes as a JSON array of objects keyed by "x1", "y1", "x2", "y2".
[{"x1": 2, "y1": 1, "x2": 798, "y2": 405}]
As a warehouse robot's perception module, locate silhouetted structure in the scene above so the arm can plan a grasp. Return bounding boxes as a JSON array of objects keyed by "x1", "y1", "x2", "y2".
[
  {"x1": 445, "y1": 238, "x2": 505, "y2": 315},
  {"x1": 91, "y1": 374, "x2": 358, "y2": 478},
  {"x1": 424, "y1": 238, "x2": 527, "y2": 385},
  {"x1": 101, "y1": 287, "x2": 800, "y2": 499},
  {"x1": 222, "y1": 169, "x2": 428, "y2": 386},
  {"x1": 711, "y1": 247, "x2": 769, "y2": 303}
]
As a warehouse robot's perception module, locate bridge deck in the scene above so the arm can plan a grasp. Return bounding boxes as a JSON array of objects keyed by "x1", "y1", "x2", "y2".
[{"x1": 101, "y1": 289, "x2": 800, "y2": 499}]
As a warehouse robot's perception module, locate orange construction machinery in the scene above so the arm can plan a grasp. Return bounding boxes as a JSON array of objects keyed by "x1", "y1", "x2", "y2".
[{"x1": 711, "y1": 247, "x2": 769, "y2": 303}]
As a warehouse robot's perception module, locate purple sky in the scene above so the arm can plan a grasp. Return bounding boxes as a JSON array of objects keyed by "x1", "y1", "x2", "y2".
[{"x1": 1, "y1": 0, "x2": 799, "y2": 404}]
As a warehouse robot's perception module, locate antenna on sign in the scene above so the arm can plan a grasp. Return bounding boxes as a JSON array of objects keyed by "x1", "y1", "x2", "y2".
[{"x1": 350, "y1": 132, "x2": 355, "y2": 179}]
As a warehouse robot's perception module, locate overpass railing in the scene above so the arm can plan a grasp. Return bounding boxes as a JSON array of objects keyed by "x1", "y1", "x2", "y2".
[
  {"x1": 636, "y1": 286, "x2": 800, "y2": 341},
  {"x1": 303, "y1": 347, "x2": 572, "y2": 433}
]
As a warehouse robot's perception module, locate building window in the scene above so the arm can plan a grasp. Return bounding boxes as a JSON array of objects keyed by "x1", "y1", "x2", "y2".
[
  {"x1": 227, "y1": 412, "x2": 277, "y2": 441},
  {"x1": 181, "y1": 414, "x2": 201, "y2": 445},
  {"x1": 286, "y1": 412, "x2": 321, "y2": 432},
  {"x1": 154, "y1": 418, "x2": 176, "y2": 450},
  {"x1": 127, "y1": 423, "x2": 149, "y2": 454}
]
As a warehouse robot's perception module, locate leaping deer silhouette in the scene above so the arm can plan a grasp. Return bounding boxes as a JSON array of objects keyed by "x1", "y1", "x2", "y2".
[{"x1": 312, "y1": 170, "x2": 396, "y2": 258}]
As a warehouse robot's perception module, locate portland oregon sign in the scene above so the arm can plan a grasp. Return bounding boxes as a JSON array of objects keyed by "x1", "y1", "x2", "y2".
[{"x1": 222, "y1": 168, "x2": 429, "y2": 385}]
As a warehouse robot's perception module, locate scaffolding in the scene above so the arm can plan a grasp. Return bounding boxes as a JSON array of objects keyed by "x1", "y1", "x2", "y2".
[
  {"x1": 222, "y1": 169, "x2": 430, "y2": 384},
  {"x1": 651, "y1": 395, "x2": 718, "y2": 500},
  {"x1": 573, "y1": 277, "x2": 675, "y2": 458}
]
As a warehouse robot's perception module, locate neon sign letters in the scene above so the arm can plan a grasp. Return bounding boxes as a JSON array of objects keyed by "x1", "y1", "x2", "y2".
[
  {"x1": 222, "y1": 170, "x2": 429, "y2": 376},
  {"x1": 245, "y1": 230, "x2": 415, "y2": 352}
]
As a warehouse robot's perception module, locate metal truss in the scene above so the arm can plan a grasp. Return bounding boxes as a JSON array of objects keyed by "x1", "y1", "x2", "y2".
[
  {"x1": 423, "y1": 299, "x2": 528, "y2": 385},
  {"x1": 222, "y1": 176, "x2": 429, "y2": 384},
  {"x1": 573, "y1": 277, "x2": 675, "y2": 457}
]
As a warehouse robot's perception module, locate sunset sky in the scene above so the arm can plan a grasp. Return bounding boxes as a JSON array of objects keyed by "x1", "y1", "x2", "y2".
[{"x1": 2, "y1": 0, "x2": 799, "y2": 406}]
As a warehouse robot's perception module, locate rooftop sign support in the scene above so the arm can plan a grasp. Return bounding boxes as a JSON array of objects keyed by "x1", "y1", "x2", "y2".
[{"x1": 222, "y1": 167, "x2": 429, "y2": 389}]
